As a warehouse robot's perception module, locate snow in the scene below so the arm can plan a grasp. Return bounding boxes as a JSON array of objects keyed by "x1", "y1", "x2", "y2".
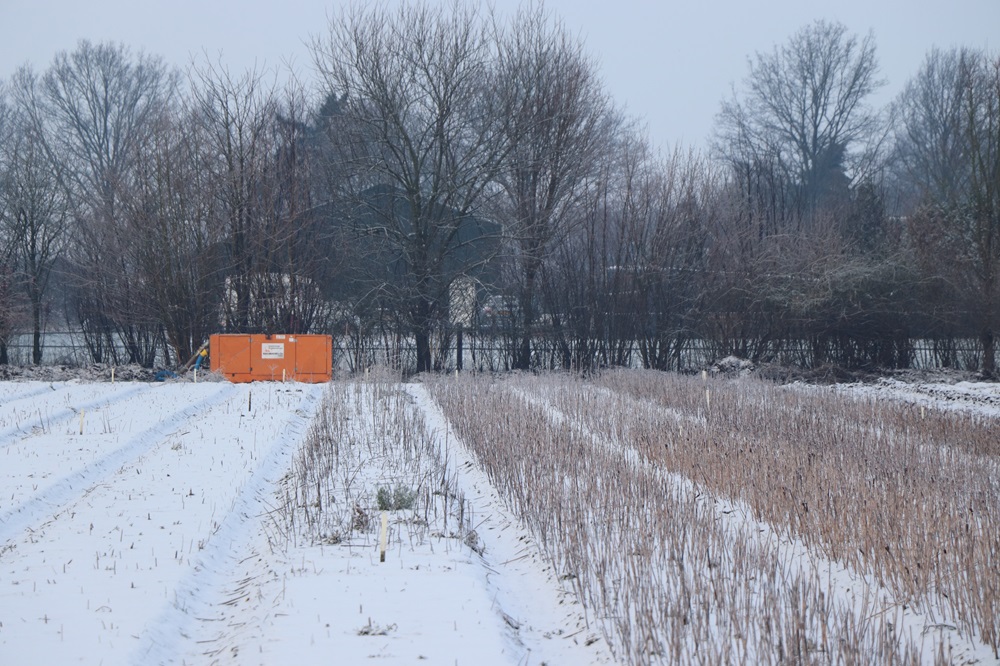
[
  {"x1": 830, "y1": 376, "x2": 1000, "y2": 417},
  {"x1": 0, "y1": 378, "x2": 609, "y2": 665},
  {"x1": 1, "y1": 372, "x2": 997, "y2": 664}
]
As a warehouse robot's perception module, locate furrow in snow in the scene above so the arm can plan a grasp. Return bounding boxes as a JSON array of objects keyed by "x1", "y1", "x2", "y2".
[
  {"x1": 0, "y1": 382, "x2": 320, "y2": 666},
  {"x1": 0, "y1": 382, "x2": 68, "y2": 406},
  {"x1": 0, "y1": 382, "x2": 153, "y2": 449},
  {"x1": 0, "y1": 383, "x2": 239, "y2": 545},
  {"x1": 132, "y1": 384, "x2": 323, "y2": 665}
]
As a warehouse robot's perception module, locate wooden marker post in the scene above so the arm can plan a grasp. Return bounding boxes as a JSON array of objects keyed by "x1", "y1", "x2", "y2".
[{"x1": 379, "y1": 512, "x2": 388, "y2": 562}]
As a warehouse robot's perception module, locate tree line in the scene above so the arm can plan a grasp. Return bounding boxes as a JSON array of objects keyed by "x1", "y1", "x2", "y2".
[{"x1": 0, "y1": 4, "x2": 997, "y2": 376}]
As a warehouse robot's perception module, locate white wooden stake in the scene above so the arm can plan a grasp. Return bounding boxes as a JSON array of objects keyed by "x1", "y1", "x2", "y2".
[
  {"x1": 111, "y1": 367, "x2": 115, "y2": 383},
  {"x1": 379, "y1": 512, "x2": 388, "y2": 563}
]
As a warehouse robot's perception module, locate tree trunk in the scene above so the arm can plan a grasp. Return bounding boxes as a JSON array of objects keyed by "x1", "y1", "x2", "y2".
[
  {"x1": 32, "y1": 297, "x2": 43, "y2": 365},
  {"x1": 517, "y1": 329, "x2": 532, "y2": 371},
  {"x1": 516, "y1": 264, "x2": 539, "y2": 371},
  {"x1": 982, "y1": 328, "x2": 996, "y2": 378},
  {"x1": 415, "y1": 329, "x2": 432, "y2": 374}
]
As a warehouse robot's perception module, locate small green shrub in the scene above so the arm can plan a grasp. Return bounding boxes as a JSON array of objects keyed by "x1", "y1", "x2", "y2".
[{"x1": 376, "y1": 485, "x2": 417, "y2": 511}]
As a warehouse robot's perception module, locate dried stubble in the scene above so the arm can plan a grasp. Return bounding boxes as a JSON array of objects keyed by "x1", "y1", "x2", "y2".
[
  {"x1": 426, "y1": 370, "x2": 998, "y2": 664},
  {"x1": 594, "y1": 370, "x2": 998, "y2": 657},
  {"x1": 281, "y1": 372, "x2": 474, "y2": 556}
]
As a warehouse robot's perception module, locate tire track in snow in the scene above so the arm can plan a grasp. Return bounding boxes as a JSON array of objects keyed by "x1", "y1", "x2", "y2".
[
  {"x1": 0, "y1": 383, "x2": 239, "y2": 546},
  {"x1": 132, "y1": 384, "x2": 324, "y2": 665},
  {"x1": 0, "y1": 383, "x2": 66, "y2": 406},
  {"x1": 0, "y1": 383, "x2": 153, "y2": 450}
]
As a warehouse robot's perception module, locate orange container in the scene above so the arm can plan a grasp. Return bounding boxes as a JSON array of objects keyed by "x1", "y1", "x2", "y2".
[{"x1": 209, "y1": 334, "x2": 332, "y2": 383}]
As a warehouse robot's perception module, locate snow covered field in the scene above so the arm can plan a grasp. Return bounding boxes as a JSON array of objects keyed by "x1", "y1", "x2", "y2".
[
  {"x1": 1, "y1": 371, "x2": 997, "y2": 664},
  {"x1": 0, "y1": 377, "x2": 609, "y2": 665}
]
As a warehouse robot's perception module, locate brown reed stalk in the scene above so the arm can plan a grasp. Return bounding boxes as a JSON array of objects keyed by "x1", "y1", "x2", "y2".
[{"x1": 426, "y1": 371, "x2": 997, "y2": 663}]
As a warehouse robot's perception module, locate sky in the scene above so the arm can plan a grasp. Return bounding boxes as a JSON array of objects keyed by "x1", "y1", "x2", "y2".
[{"x1": 1, "y1": 0, "x2": 997, "y2": 151}]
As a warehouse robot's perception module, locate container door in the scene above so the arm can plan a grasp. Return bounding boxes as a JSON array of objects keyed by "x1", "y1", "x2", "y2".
[
  {"x1": 295, "y1": 335, "x2": 332, "y2": 382},
  {"x1": 211, "y1": 334, "x2": 253, "y2": 381}
]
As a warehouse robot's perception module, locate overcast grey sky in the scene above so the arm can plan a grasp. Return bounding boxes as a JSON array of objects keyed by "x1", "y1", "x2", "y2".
[{"x1": 1, "y1": 0, "x2": 997, "y2": 150}]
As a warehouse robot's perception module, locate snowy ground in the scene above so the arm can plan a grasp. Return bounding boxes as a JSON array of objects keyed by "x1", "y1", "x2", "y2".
[
  {"x1": 829, "y1": 375, "x2": 1000, "y2": 417},
  {"x1": 1, "y1": 372, "x2": 997, "y2": 665},
  {"x1": 0, "y1": 378, "x2": 609, "y2": 665}
]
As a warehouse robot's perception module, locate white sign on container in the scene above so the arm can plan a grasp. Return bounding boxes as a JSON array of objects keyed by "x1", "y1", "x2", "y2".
[{"x1": 261, "y1": 343, "x2": 285, "y2": 359}]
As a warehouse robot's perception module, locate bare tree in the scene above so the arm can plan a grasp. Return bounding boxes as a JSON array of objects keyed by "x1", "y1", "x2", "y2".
[
  {"x1": 898, "y1": 49, "x2": 1000, "y2": 376},
  {"x1": 906, "y1": 51, "x2": 1000, "y2": 377},
  {"x1": 716, "y1": 20, "x2": 885, "y2": 222},
  {"x1": 189, "y1": 58, "x2": 278, "y2": 334},
  {"x1": 964, "y1": 54, "x2": 1000, "y2": 375},
  {"x1": 189, "y1": 61, "x2": 335, "y2": 341},
  {"x1": 492, "y1": 4, "x2": 618, "y2": 369},
  {"x1": 630, "y1": 148, "x2": 716, "y2": 370},
  {"x1": 0, "y1": 262, "x2": 18, "y2": 364},
  {"x1": 2, "y1": 67, "x2": 70, "y2": 364},
  {"x1": 41, "y1": 40, "x2": 176, "y2": 224},
  {"x1": 893, "y1": 48, "x2": 971, "y2": 208},
  {"x1": 252, "y1": 80, "x2": 335, "y2": 335},
  {"x1": 311, "y1": 2, "x2": 509, "y2": 372},
  {"x1": 706, "y1": 21, "x2": 920, "y2": 369},
  {"x1": 0, "y1": 80, "x2": 23, "y2": 363},
  {"x1": 535, "y1": 127, "x2": 702, "y2": 372},
  {"x1": 116, "y1": 95, "x2": 227, "y2": 364},
  {"x1": 38, "y1": 40, "x2": 177, "y2": 365}
]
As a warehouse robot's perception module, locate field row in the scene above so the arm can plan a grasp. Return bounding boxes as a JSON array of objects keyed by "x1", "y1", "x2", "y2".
[
  {"x1": 0, "y1": 381, "x2": 323, "y2": 664},
  {"x1": 424, "y1": 371, "x2": 999, "y2": 664}
]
